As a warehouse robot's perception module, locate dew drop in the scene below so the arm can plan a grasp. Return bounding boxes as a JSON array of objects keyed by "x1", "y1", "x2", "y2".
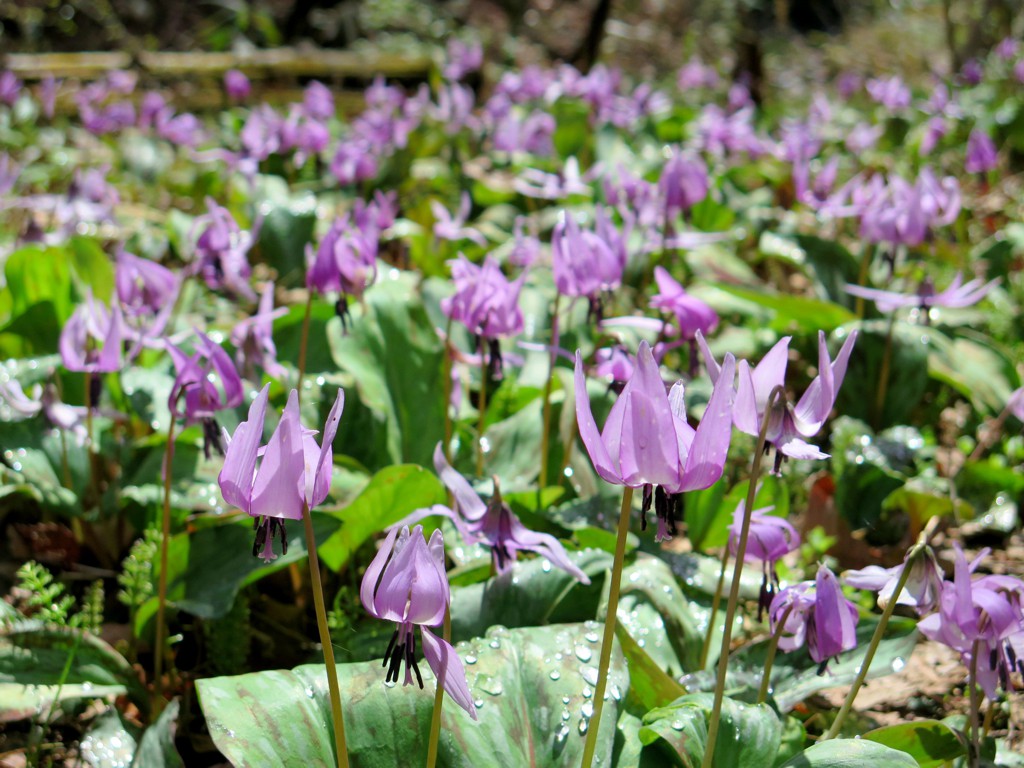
[
  {"x1": 582, "y1": 686, "x2": 593, "y2": 699},
  {"x1": 578, "y1": 718, "x2": 589, "y2": 735},
  {"x1": 671, "y1": 720, "x2": 685, "y2": 731},
  {"x1": 555, "y1": 723, "x2": 570, "y2": 743},
  {"x1": 581, "y1": 701, "x2": 594, "y2": 718},
  {"x1": 574, "y1": 644, "x2": 593, "y2": 662},
  {"x1": 581, "y1": 666, "x2": 599, "y2": 686},
  {"x1": 891, "y1": 657, "x2": 906, "y2": 673},
  {"x1": 585, "y1": 631, "x2": 599, "y2": 643},
  {"x1": 474, "y1": 698, "x2": 484, "y2": 709},
  {"x1": 479, "y1": 676, "x2": 504, "y2": 696},
  {"x1": 542, "y1": 559, "x2": 552, "y2": 573},
  {"x1": 562, "y1": 696, "x2": 570, "y2": 704},
  {"x1": 561, "y1": 708, "x2": 571, "y2": 721},
  {"x1": 549, "y1": 670, "x2": 561, "y2": 680},
  {"x1": 465, "y1": 654, "x2": 477, "y2": 665},
  {"x1": 305, "y1": 686, "x2": 315, "y2": 698}
]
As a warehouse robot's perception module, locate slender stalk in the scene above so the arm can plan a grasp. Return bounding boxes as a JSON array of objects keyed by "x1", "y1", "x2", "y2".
[
  {"x1": 982, "y1": 696, "x2": 995, "y2": 738},
  {"x1": 296, "y1": 292, "x2": 314, "y2": 404},
  {"x1": 475, "y1": 352, "x2": 489, "y2": 477},
  {"x1": 153, "y1": 417, "x2": 177, "y2": 714},
  {"x1": 872, "y1": 314, "x2": 896, "y2": 431},
  {"x1": 702, "y1": 387, "x2": 782, "y2": 768},
  {"x1": 968, "y1": 639, "x2": 981, "y2": 768},
  {"x1": 580, "y1": 486, "x2": 634, "y2": 768},
  {"x1": 301, "y1": 502, "x2": 349, "y2": 768},
  {"x1": 425, "y1": 604, "x2": 452, "y2": 768},
  {"x1": 84, "y1": 370, "x2": 96, "y2": 502},
  {"x1": 822, "y1": 546, "x2": 920, "y2": 740},
  {"x1": 854, "y1": 242, "x2": 875, "y2": 320},
  {"x1": 699, "y1": 549, "x2": 730, "y2": 670},
  {"x1": 757, "y1": 603, "x2": 794, "y2": 704},
  {"x1": 967, "y1": 403, "x2": 1011, "y2": 464},
  {"x1": 441, "y1": 316, "x2": 454, "y2": 465},
  {"x1": 539, "y1": 293, "x2": 562, "y2": 492}
]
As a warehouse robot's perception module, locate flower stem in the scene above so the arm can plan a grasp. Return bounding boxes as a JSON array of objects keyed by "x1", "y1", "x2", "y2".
[
  {"x1": 822, "y1": 545, "x2": 921, "y2": 741},
  {"x1": 968, "y1": 639, "x2": 981, "y2": 768},
  {"x1": 699, "y1": 549, "x2": 730, "y2": 670},
  {"x1": 441, "y1": 315, "x2": 454, "y2": 464},
  {"x1": 872, "y1": 313, "x2": 896, "y2": 431},
  {"x1": 153, "y1": 417, "x2": 177, "y2": 716},
  {"x1": 296, "y1": 291, "x2": 314, "y2": 404},
  {"x1": 580, "y1": 485, "x2": 634, "y2": 768},
  {"x1": 475, "y1": 351, "x2": 488, "y2": 477},
  {"x1": 757, "y1": 603, "x2": 794, "y2": 704},
  {"x1": 425, "y1": 604, "x2": 452, "y2": 768},
  {"x1": 301, "y1": 502, "x2": 349, "y2": 768},
  {"x1": 702, "y1": 387, "x2": 783, "y2": 768},
  {"x1": 539, "y1": 293, "x2": 562, "y2": 492}
]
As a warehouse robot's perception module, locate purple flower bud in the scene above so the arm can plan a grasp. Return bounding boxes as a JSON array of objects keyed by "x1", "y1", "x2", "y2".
[
  {"x1": 60, "y1": 295, "x2": 125, "y2": 374},
  {"x1": 965, "y1": 128, "x2": 998, "y2": 173},
  {"x1": 0, "y1": 71, "x2": 21, "y2": 106},
  {"x1": 770, "y1": 565, "x2": 859, "y2": 672},
  {"x1": 167, "y1": 332, "x2": 244, "y2": 433},
  {"x1": 649, "y1": 267, "x2": 717, "y2": 340},
  {"x1": 660, "y1": 150, "x2": 709, "y2": 215}
]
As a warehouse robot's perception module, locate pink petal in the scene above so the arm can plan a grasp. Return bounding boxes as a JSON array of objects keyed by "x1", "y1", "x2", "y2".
[
  {"x1": 678, "y1": 353, "x2": 736, "y2": 491},
  {"x1": 310, "y1": 388, "x2": 345, "y2": 506},
  {"x1": 573, "y1": 351, "x2": 622, "y2": 484},
  {"x1": 433, "y1": 443, "x2": 486, "y2": 522},
  {"x1": 420, "y1": 627, "x2": 477, "y2": 720},
  {"x1": 218, "y1": 384, "x2": 269, "y2": 511},
  {"x1": 249, "y1": 390, "x2": 305, "y2": 520},
  {"x1": 360, "y1": 525, "x2": 400, "y2": 617}
]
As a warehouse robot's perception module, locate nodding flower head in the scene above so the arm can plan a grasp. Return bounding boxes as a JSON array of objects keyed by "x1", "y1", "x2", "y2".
[{"x1": 360, "y1": 524, "x2": 477, "y2": 719}]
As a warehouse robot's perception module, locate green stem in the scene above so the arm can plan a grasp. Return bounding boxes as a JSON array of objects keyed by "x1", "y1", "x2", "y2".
[
  {"x1": 539, "y1": 293, "x2": 562, "y2": 492},
  {"x1": 441, "y1": 316, "x2": 454, "y2": 465},
  {"x1": 296, "y1": 292, "x2": 314, "y2": 404},
  {"x1": 872, "y1": 314, "x2": 896, "y2": 431},
  {"x1": 822, "y1": 546, "x2": 921, "y2": 740},
  {"x1": 425, "y1": 605, "x2": 452, "y2": 768},
  {"x1": 301, "y1": 502, "x2": 349, "y2": 768},
  {"x1": 968, "y1": 639, "x2": 981, "y2": 768},
  {"x1": 699, "y1": 549, "x2": 729, "y2": 670},
  {"x1": 580, "y1": 485, "x2": 634, "y2": 768},
  {"x1": 854, "y1": 242, "x2": 875, "y2": 320},
  {"x1": 153, "y1": 417, "x2": 177, "y2": 716},
  {"x1": 702, "y1": 386, "x2": 783, "y2": 768},
  {"x1": 475, "y1": 352, "x2": 489, "y2": 477},
  {"x1": 757, "y1": 603, "x2": 794, "y2": 704}
]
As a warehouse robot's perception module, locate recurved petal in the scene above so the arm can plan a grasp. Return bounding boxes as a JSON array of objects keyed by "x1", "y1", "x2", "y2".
[
  {"x1": 574, "y1": 351, "x2": 622, "y2": 484},
  {"x1": 310, "y1": 388, "x2": 344, "y2": 506},
  {"x1": 617, "y1": 342, "x2": 679, "y2": 488},
  {"x1": 360, "y1": 525, "x2": 400, "y2": 618},
  {"x1": 750, "y1": 337, "x2": 790, "y2": 410},
  {"x1": 678, "y1": 353, "x2": 736, "y2": 492},
  {"x1": 218, "y1": 384, "x2": 269, "y2": 511},
  {"x1": 733, "y1": 359, "x2": 761, "y2": 437},
  {"x1": 433, "y1": 443, "x2": 486, "y2": 522},
  {"x1": 420, "y1": 627, "x2": 478, "y2": 720}
]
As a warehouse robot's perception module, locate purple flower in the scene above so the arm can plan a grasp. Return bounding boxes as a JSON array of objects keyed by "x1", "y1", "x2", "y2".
[
  {"x1": 492, "y1": 109, "x2": 556, "y2": 155},
  {"x1": 729, "y1": 501, "x2": 799, "y2": 616},
  {"x1": 59, "y1": 295, "x2": 125, "y2": 374},
  {"x1": 39, "y1": 76, "x2": 58, "y2": 119},
  {"x1": 241, "y1": 105, "x2": 283, "y2": 160},
  {"x1": 115, "y1": 250, "x2": 180, "y2": 344},
  {"x1": 303, "y1": 81, "x2": 334, "y2": 121},
  {"x1": 866, "y1": 75, "x2": 911, "y2": 110},
  {"x1": 701, "y1": 329, "x2": 858, "y2": 471},
  {"x1": 395, "y1": 444, "x2": 590, "y2": 581},
  {"x1": 843, "y1": 547, "x2": 944, "y2": 614},
  {"x1": 552, "y1": 208, "x2": 628, "y2": 316},
  {"x1": 432, "y1": 192, "x2": 487, "y2": 247},
  {"x1": 659, "y1": 149, "x2": 709, "y2": 216},
  {"x1": 361, "y1": 524, "x2": 476, "y2": 719},
  {"x1": 920, "y1": 117, "x2": 948, "y2": 156},
  {"x1": 769, "y1": 565, "x2": 859, "y2": 673},
  {"x1": 190, "y1": 198, "x2": 256, "y2": 301},
  {"x1": 649, "y1": 267, "x2": 718, "y2": 341},
  {"x1": 514, "y1": 156, "x2": 592, "y2": 199},
  {"x1": 167, "y1": 333, "x2": 244, "y2": 454},
  {"x1": 224, "y1": 69, "x2": 251, "y2": 101},
  {"x1": 918, "y1": 546, "x2": 1024, "y2": 699},
  {"x1": 677, "y1": 56, "x2": 719, "y2": 90},
  {"x1": 442, "y1": 255, "x2": 524, "y2": 345},
  {"x1": 329, "y1": 139, "x2": 378, "y2": 186},
  {"x1": 1008, "y1": 387, "x2": 1024, "y2": 422},
  {"x1": 574, "y1": 340, "x2": 736, "y2": 540},
  {"x1": 432, "y1": 84, "x2": 477, "y2": 135},
  {"x1": 507, "y1": 217, "x2": 541, "y2": 268},
  {"x1": 965, "y1": 128, "x2": 998, "y2": 173},
  {"x1": 995, "y1": 37, "x2": 1018, "y2": 60},
  {"x1": 0, "y1": 71, "x2": 21, "y2": 106},
  {"x1": 306, "y1": 213, "x2": 379, "y2": 322},
  {"x1": 443, "y1": 39, "x2": 483, "y2": 81},
  {"x1": 594, "y1": 346, "x2": 635, "y2": 392},
  {"x1": 1, "y1": 153, "x2": 21, "y2": 196},
  {"x1": 960, "y1": 58, "x2": 984, "y2": 86},
  {"x1": 844, "y1": 272, "x2": 999, "y2": 316},
  {"x1": 231, "y1": 283, "x2": 288, "y2": 381},
  {"x1": 219, "y1": 385, "x2": 343, "y2": 562}
]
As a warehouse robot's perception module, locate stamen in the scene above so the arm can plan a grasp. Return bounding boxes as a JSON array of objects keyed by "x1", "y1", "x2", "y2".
[{"x1": 640, "y1": 484, "x2": 653, "y2": 530}]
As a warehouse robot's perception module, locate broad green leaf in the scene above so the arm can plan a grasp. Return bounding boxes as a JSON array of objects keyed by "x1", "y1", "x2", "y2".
[
  {"x1": 132, "y1": 699, "x2": 185, "y2": 768},
  {"x1": 68, "y1": 236, "x2": 115, "y2": 303},
  {"x1": 777, "y1": 738, "x2": 918, "y2": 767},
  {"x1": 197, "y1": 623, "x2": 628, "y2": 767},
  {"x1": 0, "y1": 621, "x2": 147, "y2": 719},
  {"x1": 317, "y1": 464, "x2": 446, "y2": 572},
  {"x1": 712, "y1": 283, "x2": 855, "y2": 334},
  {"x1": 256, "y1": 197, "x2": 317, "y2": 285},
  {"x1": 615, "y1": 625, "x2": 687, "y2": 711},
  {"x1": 863, "y1": 720, "x2": 966, "y2": 767},
  {"x1": 328, "y1": 273, "x2": 447, "y2": 469},
  {"x1": 639, "y1": 693, "x2": 781, "y2": 768},
  {"x1": 80, "y1": 707, "x2": 139, "y2": 768}
]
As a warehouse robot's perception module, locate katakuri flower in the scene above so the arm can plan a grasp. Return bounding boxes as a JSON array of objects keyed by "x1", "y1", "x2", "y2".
[
  {"x1": 965, "y1": 128, "x2": 998, "y2": 174},
  {"x1": 844, "y1": 273, "x2": 999, "y2": 318},
  {"x1": 729, "y1": 501, "x2": 799, "y2": 617},
  {"x1": 843, "y1": 546, "x2": 944, "y2": 614},
  {"x1": 190, "y1": 198, "x2": 256, "y2": 301},
  {"x1": 700, "y1": 329, "x2": 858, "y2": 472},
  {"x1": 167, "y1": 332, "x2": 244, "y2": 456},
  {"x1": 575, "y1": 340, "x2": 736, "y2": 541},
  {"x1": 219, "y1": 384, "x2": 344, "y2": 563},
  {"x1": 230, "y1": 282, "x2": 288, "y2": 381},
  {"x1": 394, "y1": 444, "x2": 590, "y2": 582},
  {"x1": 361, "y1": 524, "x2": 476, "y2": 718},
  {"x1": 918, "y1": 546, "x2": 1024, "y2": 699},
  {"x1": 223, "y1": 69, "x2": 251, "y2": 101},
  {"x1": 60, "y1": 294, "x2": 126, "y2": 377},
  {"x1": 769, "y1": 564, "x2": 859, "y2": 674},
  {"x1": 551, "y1": 207, "x2": 629, "y2": 320}
]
